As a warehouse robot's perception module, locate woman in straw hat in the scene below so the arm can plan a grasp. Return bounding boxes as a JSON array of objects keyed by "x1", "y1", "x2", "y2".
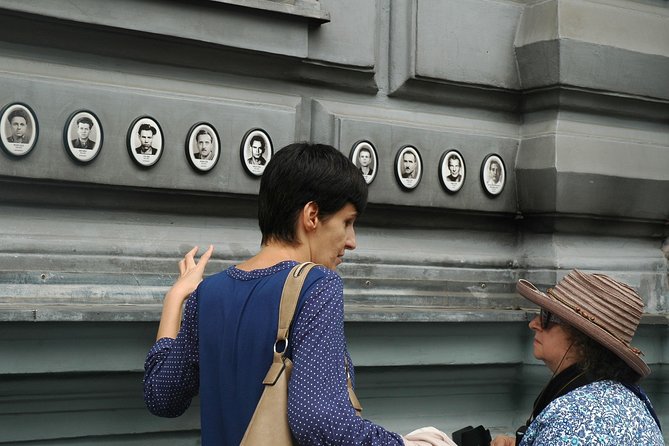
[{"x1": 492, "y1": 270, "x2": 664, "y2": 446}]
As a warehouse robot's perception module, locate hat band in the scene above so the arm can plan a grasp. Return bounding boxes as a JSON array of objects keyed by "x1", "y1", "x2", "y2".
[{"x1": 546, "y1": 288, "x2": 643, "y2": 356}]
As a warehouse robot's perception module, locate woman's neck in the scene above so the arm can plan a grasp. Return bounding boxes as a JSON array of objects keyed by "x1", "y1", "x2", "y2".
[
  {"x1": 550, "y1": 356, "x2": 579, "y2": 375},
  {"x1": 236, "y1": 243, "x2": 308, "y2": 271}
]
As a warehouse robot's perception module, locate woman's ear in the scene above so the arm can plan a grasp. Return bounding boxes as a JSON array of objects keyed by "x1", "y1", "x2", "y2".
[{"x1": 301, "y1": 201, "x2": 320, "y2": 232}]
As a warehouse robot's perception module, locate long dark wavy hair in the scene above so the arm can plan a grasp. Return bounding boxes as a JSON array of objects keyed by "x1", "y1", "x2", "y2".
[{"x1": 564, "y1": 325, "x2": 641, "y2": 385}]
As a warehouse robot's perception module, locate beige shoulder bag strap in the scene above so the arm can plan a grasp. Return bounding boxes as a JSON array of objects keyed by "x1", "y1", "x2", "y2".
[
  {"x1": 345, "y1": 356, "x2": 363, "y2": 416},
  {"x1": 241, "y1": 262, "x2": 316, "y2": 446}
]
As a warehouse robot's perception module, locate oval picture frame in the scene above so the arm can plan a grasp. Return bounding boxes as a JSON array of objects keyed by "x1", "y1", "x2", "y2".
[
  {"x1": 394, "y1": 145, "x2": 423, "y2": 191},
  {"x1": 481, "y1": 153, "x2": 506, "y2": 197},
  {"x1": 349, "y1": 140, "x2": 378, "y2": 185},
  {"x1": 438, "y1": 149, "x2": 465, "y2": 194},
  {"x1": 127, "y1": 116, "x2": 164, "y2": 168},
  {"x1": 63, "y1": 110, "x2": 103, "y2": 164},
  {"x1": 185, "y1": 122, "x2": 221, "y2": 173},
  {"x1": 0, "y1": 102, "x2": 39, "y2": 158},
  {"x1": 240, "y1": 128, "x2": 273, "y2": 177}
]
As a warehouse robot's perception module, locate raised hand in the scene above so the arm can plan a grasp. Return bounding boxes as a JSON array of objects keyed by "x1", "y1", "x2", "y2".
[
  {"x1": 155, "y1": 245, "x2": 214, "y2": 340},
  {"x1": 172, "y1": 245, "x2": 214, "y2": 302}
]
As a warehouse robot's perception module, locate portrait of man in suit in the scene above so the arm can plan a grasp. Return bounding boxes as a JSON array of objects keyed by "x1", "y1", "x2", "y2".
[
  {"x1": 1, "y1": 103, "x2": 38, "y2": 157},
  {"x1": 246, "y1": 135, "x2": 266, "y2": 166},
  {"x1": 358, "y1": 147, "x2": 374, "y2": 177},
  {"x1": 487, "y1": 159, "x2": 502, "y2": 186},
  {"x1": 446, "y1": 155, "x2": 462, "y2": 182},
  {"x1": 127, "y1": 117, "x2": 163, "y2": 168},
  {"x1": 194, "y1": 129, "x2": 215, "y2": 160},
  {"x1": 395, "y1": 145, "x2": 422, "y2": 190},
  {"x1": 241, "y1": 129, "x2": 272, "y2": 177},
  {"x1": 401, "y1": 151, "x2": 418, "y2": 179},
  {"x1": 71, "y1": 116, "x2": 96, "y2": 150},
  {"x1": 64, "y1": 111, "x2": 103, "y2": 164},
  {"x1": 481, "y1": 154, "x2": 505, "y2": 196},
  {"x1": 186, "y1": 123, "x2": 219, "y2": 173},
  {"x1": 6, "y1": 109, "x2": 29, "y2": 144},
  {"x1": 134, "y1": 123, "x2": 158, "y2": 156},
  {"x1": 350, "y1": 140, "x2": 378, "y2": 185},
  {"x1": 440, "y1": 150, "x2": 465, "y2": 193}
]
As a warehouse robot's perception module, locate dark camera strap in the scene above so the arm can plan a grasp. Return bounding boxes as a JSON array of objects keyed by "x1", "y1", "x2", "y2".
[
  {"x1": 622, "y1": 383, "x2": 662, "y2": 431},
  {"x1": 528, "y1": 364, "x2": 591, "y2": 424}
]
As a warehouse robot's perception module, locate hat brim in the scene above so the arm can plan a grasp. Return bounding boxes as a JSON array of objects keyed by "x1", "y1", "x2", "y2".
[{"x1": 517, "y1": 279, "x2": 650, "y2": 378}]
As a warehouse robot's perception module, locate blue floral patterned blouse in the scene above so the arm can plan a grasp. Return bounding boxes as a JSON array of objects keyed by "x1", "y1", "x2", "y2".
[{"x1": 520, "y1": 380, "x2": 664, "y2": 445}]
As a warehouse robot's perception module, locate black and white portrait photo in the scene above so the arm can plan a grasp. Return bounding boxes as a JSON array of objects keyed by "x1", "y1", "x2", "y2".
[
  {"x1": 394, "y1": 145, "x2": 422, "y2": 190},
  {"x1": 349, "y1": 140, "x2": 378, "y2": 185},
  {"x1": 186, "y1": 122, "x2": 220, "y2": 173},
  {"x1": 439, "y1": 149, "x2": 465, "y2": 193},
  {"x1": 240, "y1": 128, "x2": 272, "y2": 177},
  {"x1": 0, "y1": 103, "x2": 38, "y2": 157},
  {"x1": 481, "y1": 153, "x2": 506, "y2": 196},
  {"x1": 64, "y1": 110, "x2": 103, "y2": 164},
  {"x1": 127, "y1": 116, "x2": 164, "y2": 168}
]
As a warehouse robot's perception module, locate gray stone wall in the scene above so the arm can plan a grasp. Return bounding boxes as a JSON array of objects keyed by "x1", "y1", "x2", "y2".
[{"x1": 0, "y1": 0, "x2": 667, "y2": 443}]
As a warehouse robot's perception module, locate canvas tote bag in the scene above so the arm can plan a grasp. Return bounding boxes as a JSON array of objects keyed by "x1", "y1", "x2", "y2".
[{"x1": 241, "y1": 262, "x2": 362, "y2": 446}]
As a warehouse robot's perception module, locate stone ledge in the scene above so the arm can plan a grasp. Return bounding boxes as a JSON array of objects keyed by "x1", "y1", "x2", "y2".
[
  {"x1": 0, "y1": 304, "x2": 160, "y2": 322},
  {"x1": 0, "y1": 303, "x2": 533, "y2": 323},
  {"x1": 211, "y1": 0, "x2": 330, "y2": 23},
  {"x1": 1, "y1": 303, "x2": 666, "y2": 325},
  {"x1": 345, "y1": 305, "x2": 531, "y2": 323}
]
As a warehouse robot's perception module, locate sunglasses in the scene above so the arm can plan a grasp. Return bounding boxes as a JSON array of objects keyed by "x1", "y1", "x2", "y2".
[{"x1": 540, "y1": 308, "x2": 562, "y2": 329}]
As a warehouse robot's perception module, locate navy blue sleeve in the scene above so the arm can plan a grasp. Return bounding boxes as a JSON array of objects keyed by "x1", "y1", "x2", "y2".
[
  {"x1": 287, "y1": 269, "x2": 404, "y2": 445},
  {"x1": 143, "y1": 290, "x2": 200, "y2": 417}
]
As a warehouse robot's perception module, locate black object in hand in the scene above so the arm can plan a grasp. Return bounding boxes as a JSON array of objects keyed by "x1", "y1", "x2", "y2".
[
  {"x1": 515, "y1": 425, "x2": 527, "y2": 445},
  {"x1": 452, "y1": 425, "x2": 492, "y2": 446}
]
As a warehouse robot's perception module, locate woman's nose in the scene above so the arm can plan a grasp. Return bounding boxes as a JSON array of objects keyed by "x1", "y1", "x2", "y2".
[
  {"x1": 345, "y1": 229, "x2": 356, "y2": 251},
  {"x1": 528, "y1": 314, "x2": 541, "y2": 331}
]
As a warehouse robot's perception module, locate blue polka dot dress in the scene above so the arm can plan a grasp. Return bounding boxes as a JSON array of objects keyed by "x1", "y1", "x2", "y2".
[{"x1": 144, "y1": 261, "x2": 404, "y2": 445}]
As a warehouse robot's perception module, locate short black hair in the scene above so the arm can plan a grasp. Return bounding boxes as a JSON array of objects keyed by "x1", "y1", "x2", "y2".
[
  {"x1": 138, "y1": 123, "x2": 157, "y2": 135},
  {"x1": 76, "y1": 117, "x2": 94, "y2": 128},
  {"x1": 250, "y1": 135, "x2": 265, "y2": 152},
  {"x1": 8, "y1": 109, "x2": 28, "y2": 123},
  {"x1": 196, "y1": 129, "x2": 212, "y2": 141},
  {"x1": 258, "y1": 142, "x2": 368, "y2": 246}
]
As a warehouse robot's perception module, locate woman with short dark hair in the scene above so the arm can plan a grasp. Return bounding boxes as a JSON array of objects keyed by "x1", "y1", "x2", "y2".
[
  {"x1": 143, "y1": 142, "x2": 455, "y2": 446},
  {"x1": 492, "y1": 270, "x2": 664, "y2": 445}
]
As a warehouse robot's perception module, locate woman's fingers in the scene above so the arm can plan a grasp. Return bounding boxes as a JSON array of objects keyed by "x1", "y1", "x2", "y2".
[
  {"x1": 183, "y1": 246, "x2": 199, "y2": 270},
  {"x1": 177, "y1": 245, "x2": 214, "y2": 278},
  {"x1": 196, "y1": 245, "x2": 214, "y2": 271}
]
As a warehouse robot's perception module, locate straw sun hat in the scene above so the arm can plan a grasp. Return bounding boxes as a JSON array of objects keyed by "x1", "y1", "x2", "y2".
[{"x1": 517, "y1": 270, "x2": 650, "y2": 377}]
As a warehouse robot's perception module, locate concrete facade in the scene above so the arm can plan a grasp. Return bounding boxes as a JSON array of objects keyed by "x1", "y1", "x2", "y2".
[{"x1": 0, "y1": 0, "x2": 667, "y2": 443}]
